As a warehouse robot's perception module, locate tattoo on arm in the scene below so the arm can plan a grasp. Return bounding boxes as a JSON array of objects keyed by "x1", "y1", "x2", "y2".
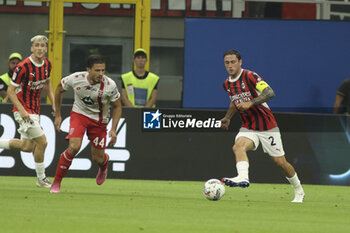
[{"x1": 251, "y1": 87, "x2": 275, "y2": 105}]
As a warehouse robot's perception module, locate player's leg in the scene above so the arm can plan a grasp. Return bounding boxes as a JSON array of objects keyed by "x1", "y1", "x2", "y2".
[
  {"x1": 259, "y1": 128, "x2": 305, "y2": 202},
  {"x1": 270, "y1": 156, "x2": 305, "y2": 203},
  {"x1": 0, "y1": 138, "x2": 34, "y2": 152},
  {"x1": 50, "y1": 112, "x2": 86, "y2": 193},
  {"x1": 50, "y1": 137, "x2": 82, "y2": 193},
  {"x1": 31, "y1": 133, "x2": 52, "y2": 188},
  {"x1": 222, "y1": 129, "x2": 257, "y2": 188},
  {"x1": 17, "y1": 113, "x2": 51, "y2": 187},
  {"x1": 91, "y1": 146, "x2": 109, "y2": 185},
  {"x1": 87, "y1": 122, "x2": 109, "y2": 185}
]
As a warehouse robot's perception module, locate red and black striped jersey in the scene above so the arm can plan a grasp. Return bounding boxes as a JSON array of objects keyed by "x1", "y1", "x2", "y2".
[
  {"x1": 223, "y1": 69, "x2": 278, "y2": 131},
  {"x1": 11, "y1": 56, "x2": 52, "y2": 114}
]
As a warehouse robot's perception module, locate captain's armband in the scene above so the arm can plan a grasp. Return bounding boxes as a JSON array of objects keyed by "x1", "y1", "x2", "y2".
[{"x1": 256, "y1": 81, "x2": 270, "y2": 93}]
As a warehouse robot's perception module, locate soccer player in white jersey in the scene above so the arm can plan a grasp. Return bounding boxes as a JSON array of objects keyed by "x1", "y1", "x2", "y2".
[{"x1": 50, "y1": 54, "x2": 122, "y2": 193}]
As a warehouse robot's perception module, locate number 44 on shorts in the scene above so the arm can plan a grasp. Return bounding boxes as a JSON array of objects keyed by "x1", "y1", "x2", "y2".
[{"x1": 93, "y1": 137, "x2": 105, "y2": 148}]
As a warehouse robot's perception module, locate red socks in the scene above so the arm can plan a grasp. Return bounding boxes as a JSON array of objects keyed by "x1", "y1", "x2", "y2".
[{"x1": 54, "y1": 150, "x2": 74, "y2": 183}]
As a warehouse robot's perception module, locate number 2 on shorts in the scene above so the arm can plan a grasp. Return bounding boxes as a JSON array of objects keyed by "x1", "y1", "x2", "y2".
[{"x1": 268, "y1": 136, "x2": 276, "y2": 146}]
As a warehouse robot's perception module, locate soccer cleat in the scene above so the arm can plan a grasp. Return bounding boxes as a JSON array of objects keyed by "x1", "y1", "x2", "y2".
[
  {"x1": 49, "y1": 180, "x2": 61, "y2": 194},
  {"x1": 221, "y1": 176, "x2": 250, "y2": 188},
  {"x1": 291, "y1": 191, "x2": 305, "y2": 203},
  {"x1": 36, "y1": 177, "x2": 52, "y2": 188},
  {"x1": 96, "y1": 160, "x2": 109, "y2": 185}
]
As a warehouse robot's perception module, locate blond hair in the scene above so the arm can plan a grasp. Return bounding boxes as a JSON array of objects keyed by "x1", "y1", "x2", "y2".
[{"x1": 30, "y1": 35, "x2": 48, "y2": 45}]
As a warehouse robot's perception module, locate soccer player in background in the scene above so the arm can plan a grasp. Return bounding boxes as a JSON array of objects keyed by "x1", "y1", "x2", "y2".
[
  {"x1": 0, "y1": 35, "x2": 55, "y2": 187},
  {"x1": 50, "y1": 54, "x2": 122, "y2": 193},
  {"x1": 220, "y1": 49, "x2": 305, "y2": 203}
]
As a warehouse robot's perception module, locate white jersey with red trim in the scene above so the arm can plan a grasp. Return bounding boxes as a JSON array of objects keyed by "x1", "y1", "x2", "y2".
[{"x1": 61, "y1": 71, "x2": 120, "y2": 123}]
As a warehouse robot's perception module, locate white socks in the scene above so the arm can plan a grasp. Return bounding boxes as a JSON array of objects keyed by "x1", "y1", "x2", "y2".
[
  {"x1": 35, "y1": 162, "x2": 46, "y2": 180},
  {"x1": 0, "y1": 139, "x2": 11, "y2": 149},
  {"x1": 236, "y1": 161, "x2": 249, "y2": 179},
  {"x1": 286, "y1": 173, "x2": 304, "y2": 193}
]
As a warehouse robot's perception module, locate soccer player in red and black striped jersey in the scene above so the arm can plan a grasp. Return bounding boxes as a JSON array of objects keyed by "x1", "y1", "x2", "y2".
[
  {"x1": 0, "y1": 35, "x2": 55, "y2": 188},
  {"x1": 220, "y1": 49, "x2": 305, "y2": 203}
]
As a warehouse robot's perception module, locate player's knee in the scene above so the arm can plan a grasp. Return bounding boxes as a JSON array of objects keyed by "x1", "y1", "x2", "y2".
[
  {"x1": 272, "y1": 157, "x2": 287, "y2": 168},
  {"x1": 67, "y1": 145, "x2": 80, "y2": 156},
  {"x1": 22, "y1": 144, "x2": 34, "y2": 152},
  {"x1": 233, "y1": 144, "x2": 244, "y2": 153}
]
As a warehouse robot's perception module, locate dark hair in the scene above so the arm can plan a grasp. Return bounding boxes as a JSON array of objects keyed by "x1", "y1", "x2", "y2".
[
  {"x1": 87, "y1": 54, "x2": 105, "y2": 68},
  {"x1": 223, "y1": 49, "x2": 242, "y2": 60}
]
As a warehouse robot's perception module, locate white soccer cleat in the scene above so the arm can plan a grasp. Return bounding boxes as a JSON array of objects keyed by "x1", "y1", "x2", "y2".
[
  {"x1": 291, "y1": 191, "x2": 305, "y2": 203},
  {"x1": 36, "y1": 177, "x2": 52, "y2": 188},
  {"x1": 221, "y1": 176, "x2": 250, "y2": 188}
]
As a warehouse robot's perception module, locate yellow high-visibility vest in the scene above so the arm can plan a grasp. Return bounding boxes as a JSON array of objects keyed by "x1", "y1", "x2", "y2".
[
  {"x1": 0, "y1": 73, "x2": 11, "y2": 102},
  {"x1": 121, "y1": 71, "x2": 159, "y2": 107}
]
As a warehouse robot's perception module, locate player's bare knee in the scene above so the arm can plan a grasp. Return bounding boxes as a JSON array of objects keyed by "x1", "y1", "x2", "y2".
[
  {"x1": 22, "y1": 144, "x2": 34, "y2": 152},
  {"x1": 67, "y1": 145, "x2": 80, "y2": 156},
  {"x1": 272, "y1": 157, "x2": 286, "y2": 168},
  {"x1": 233, "y1": 144, "x2": 244, "y2": 154}
]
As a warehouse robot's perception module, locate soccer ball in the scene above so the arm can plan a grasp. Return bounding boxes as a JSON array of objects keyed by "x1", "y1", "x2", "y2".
[{"x1": 203, "y1": 179, "x2": 225, "y2": 201}]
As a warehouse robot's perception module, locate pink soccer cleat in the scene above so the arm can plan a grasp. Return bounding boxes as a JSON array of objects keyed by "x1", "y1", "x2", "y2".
[
  {"x1": 96, "y1": 160, "x2": 109, "y2": 185},
  {"x1": 49, "y1": 180, "x2": 61, "y2": 193}
]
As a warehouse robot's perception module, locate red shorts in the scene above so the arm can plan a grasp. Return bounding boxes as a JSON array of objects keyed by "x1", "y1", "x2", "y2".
[{"x1": 66, "y1": 111, "x2": 108, "y2": 150}]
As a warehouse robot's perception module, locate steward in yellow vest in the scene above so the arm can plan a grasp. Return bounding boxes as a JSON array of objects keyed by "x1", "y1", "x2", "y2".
[
  {"x1": 121, "y1": 49, "x2": 159, "y2": 108},
  {"x1": 0, "y1": 52, "x2": 22, "y2": 102}
]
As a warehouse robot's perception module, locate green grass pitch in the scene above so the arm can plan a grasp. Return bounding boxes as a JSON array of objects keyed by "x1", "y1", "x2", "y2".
[{"x1": 0, "y1": 176, "x2": 349, "y2": 233}]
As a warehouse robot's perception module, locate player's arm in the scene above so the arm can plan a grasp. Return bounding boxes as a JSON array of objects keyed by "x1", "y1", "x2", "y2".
[
  {"x1": 221, "y1": 101, "x2": 237, "y2": 130},
  {"x1": 108, "y1": 98, "x2": 122, "y2": 147},
  {"x1": 7, "y1": 83, "x2": 30, "y2": 122},
  {"x1": 333, "y1": 94, "x2": 344, "y2": 114},
  {"x1": 121, "y1": 88, "x2": 134, "y2": 107},
  {"x1": 43, "y1": 79, "x2": 55, "y2": 115},
  {"x1": 53, "y1": 83, "x2": 66, "y2": 132},
  {"x1": 236, "y1": 81, "x2": 275, "y2": 111},
  {"x1": 251, "y1": 86, "x2": 275, "y2": 105}
]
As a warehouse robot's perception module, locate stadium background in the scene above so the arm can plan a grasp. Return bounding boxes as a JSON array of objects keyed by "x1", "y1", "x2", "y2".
[{"x1": 0, "y1": 0, "x2": 350, "y2": 186}]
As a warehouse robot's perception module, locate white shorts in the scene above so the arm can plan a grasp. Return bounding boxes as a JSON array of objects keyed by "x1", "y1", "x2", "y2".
[
  {"x1": 14, "y1": 112, "x2": 44, "y2": 140},
  {"x1": 235, "y1": 127, "x2": 285, "y2": 157}
]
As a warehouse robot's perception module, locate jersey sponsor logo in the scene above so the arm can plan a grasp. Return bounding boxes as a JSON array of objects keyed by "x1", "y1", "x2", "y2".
[
  {"x1": 27, "y1": 79, "x2": 47, "y2": 90},
  {"x1": 82, "y1": 96, "x2": 94, "y2": 105},
  {"x1": 229, "y1": 92, "x2": 252, "y2": 104}
]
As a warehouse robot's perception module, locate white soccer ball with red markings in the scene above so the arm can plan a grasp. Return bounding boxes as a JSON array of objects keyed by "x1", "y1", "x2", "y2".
[{"x1": 203, "y1": 179, "x2": 225, "y2": 201}]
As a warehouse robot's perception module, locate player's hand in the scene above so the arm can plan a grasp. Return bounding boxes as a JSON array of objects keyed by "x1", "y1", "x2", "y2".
[
  {"x1": 54, "y1": 115, "x2": 62, "y2": 132},
  {"x1": 108, "y1": 130, "x2": 117, "y2": 147},
  {"x1": 20, "y1": 110, "x2": 32, "y2": 123},
  {"x1": 236, "y1": 101, "x2": 253, "y2": 111},
  {"x1": 220, "y1": 117, "x2": 230, "y2": 130}
]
